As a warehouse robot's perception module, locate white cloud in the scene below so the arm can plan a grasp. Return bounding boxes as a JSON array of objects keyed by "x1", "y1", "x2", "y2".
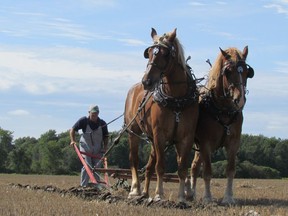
[
  {"x1": 40, "y1": 19, "x2": 94, "y2": 41},
  {"x1": 244, "y1": 111, "x2": 288, "y2": 139},
  {"x1": 117, "y1": 39, "x2": 147, "y2": 46},
  {"x1": 0, "y1": 77, "x2": 14, "y2": 90},
  {"x1": 216, "y1": 1, "x2": 227, "y2": 5},
  {"x1": 8, "y1": 109, "x2": 30, "y2": 116},
  {"x1": 1, "y1": 6, "x2": 125, "y2": 43},
  {"x1": 248, "y1": 71, "x2": 288, "y2": 97},
  {"x1": 188, "y1": 2, "x2": 206, "y2": 6},
  {"x1": 264, "y1": 0, "x2": 288, "y2": 16},
  {"x1": 0, "y1": 46, "x2": 145, "y2": 95}
]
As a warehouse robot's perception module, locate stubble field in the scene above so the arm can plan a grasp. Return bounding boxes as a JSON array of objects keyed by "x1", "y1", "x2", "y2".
[{"x1": 0, "y1": 174, "x2": 287, "y2": 216}]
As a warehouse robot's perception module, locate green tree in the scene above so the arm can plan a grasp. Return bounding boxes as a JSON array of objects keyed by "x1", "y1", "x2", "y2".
[
  {"x1": 58, "y1": 131, "x2": 80, "y2": 174},
  {"x1": 0, "y1": 128, "x2": 13, "y2": 172},
  {"x1": 237, "y1": 160, "x2": 280, "y2": 179},
  {"x1": 37, "y1": 130, "x2": 59, "y2": 174},
  {"x1": 7, "y1": 137, "x2": 37, "y2": 173},
  {"x1": 108, "y1": 134, "x2": 130, "y2": 169},
  {"x1": 274, "y1": 139, "x2": 288, "y2": 177}
]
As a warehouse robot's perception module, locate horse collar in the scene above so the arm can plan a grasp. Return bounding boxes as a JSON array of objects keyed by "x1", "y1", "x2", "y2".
[{"x1": 153, "y1": 75, "x2": 198, "y2": 113}]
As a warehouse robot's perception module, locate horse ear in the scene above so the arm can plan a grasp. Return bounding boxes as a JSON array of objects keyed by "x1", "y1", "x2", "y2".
[
  {"x1": 167, "y1": 28, "x2": 177, "y2": 42},
  {"x1": 242, "y1": 45, "x2": 248, "y2": 60},
  {"x1": 151, "y1": 28, "x2": 157, "y2": 40},
  {"x1": 219, "y1": 47, "x2": 230, "y2": 60}
]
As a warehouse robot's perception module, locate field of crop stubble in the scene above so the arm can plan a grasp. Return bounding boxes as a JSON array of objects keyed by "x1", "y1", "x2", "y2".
[{"x1": 0, "y1": 174, "x2": 287, "y2": 216}]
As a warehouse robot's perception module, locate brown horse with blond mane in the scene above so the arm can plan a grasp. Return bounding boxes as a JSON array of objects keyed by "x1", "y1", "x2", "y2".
[
  {"x1": 185, "y1": 46, "x2": 254, "y2": 204},
  {"x1": 124, "y1": 28, "x2": 199, "y2": 202}
]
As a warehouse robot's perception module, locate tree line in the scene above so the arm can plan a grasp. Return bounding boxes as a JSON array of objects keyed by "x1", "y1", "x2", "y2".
[{"x1": 0, "y1": 127, "x2": 287, "y2": 178}]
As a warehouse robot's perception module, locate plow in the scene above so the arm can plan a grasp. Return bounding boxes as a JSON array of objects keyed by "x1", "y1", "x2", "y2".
[{"x1": 73, "y1": 142, "x2": 180, "y2": 191}]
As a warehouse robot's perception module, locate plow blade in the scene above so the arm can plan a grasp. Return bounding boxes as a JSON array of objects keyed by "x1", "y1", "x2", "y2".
[{"x1": 94, "y1": 168, "x2": 179, "y2": 183}]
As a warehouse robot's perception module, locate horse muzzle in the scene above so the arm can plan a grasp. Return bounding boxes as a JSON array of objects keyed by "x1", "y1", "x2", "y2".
[
  {"x1": 142, "y1": 78, "x2": 154, "y2": 91},
  {"x1": 232, "y1": 88, "x2": 245, "y2": 109}
]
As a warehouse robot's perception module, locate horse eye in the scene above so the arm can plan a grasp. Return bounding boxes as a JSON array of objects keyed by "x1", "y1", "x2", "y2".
[
  {"x1": 153, "y1": 47, "x2": 159, "y2": 55},
  {"x1": 237, "y1": 66, "x2": 243, "y2": 73}
]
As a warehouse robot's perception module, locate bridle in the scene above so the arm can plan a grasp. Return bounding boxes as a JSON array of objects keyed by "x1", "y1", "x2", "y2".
[
  {"x1": 144, "y1": 36, "x2": 176, "y2": 76},
  {"x1": 221, "y1": 60, "x2": 243, "y2": 99},
  {"x1": 220, "y1": 59, "x2": 253, "y2": 102}
]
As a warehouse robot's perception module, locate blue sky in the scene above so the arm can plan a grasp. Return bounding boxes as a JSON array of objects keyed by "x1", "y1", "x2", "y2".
[{"x1": 0, "y1": 0, "x2": 287, "y2": 140}]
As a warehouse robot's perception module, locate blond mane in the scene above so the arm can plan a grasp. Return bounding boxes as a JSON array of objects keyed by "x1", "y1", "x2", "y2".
[
  {"x1": 157, "y1": 32, "x2": 186, "y2": 70},
  {"x1": 207, "y1": 47, "x2": 244, "y2": 90},
  {"x1": 173, "y1": 37, "x2": 186, "y2": 70}
]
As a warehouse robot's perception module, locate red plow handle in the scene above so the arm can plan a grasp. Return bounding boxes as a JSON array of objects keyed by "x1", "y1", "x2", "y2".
[{"x1": 73, "y1": 143, "x2": 97, "y2": 184}]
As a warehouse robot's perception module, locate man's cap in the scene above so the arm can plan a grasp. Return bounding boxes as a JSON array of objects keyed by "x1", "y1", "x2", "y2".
[{"x1": 89, "y1": 105, "x2": 99, "y2": 113}]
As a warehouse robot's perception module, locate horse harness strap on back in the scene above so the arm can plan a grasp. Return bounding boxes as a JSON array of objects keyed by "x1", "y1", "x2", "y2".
[{"x1": 200, "y1": 91, "x2": 240, "y2": 146}]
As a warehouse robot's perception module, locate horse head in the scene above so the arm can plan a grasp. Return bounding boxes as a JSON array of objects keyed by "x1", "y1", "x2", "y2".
[
  {"x1": 218, "y1": 46, "x2": 254, "y2": 109},
  {"x1": 142, "y1": 28, "x2": 178, "y2": 91}
]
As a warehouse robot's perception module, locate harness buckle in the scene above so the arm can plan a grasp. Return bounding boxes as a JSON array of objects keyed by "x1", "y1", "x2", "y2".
[
  {"x1": 174, "y1": 111, "x2": 181, "y2": 123},
  {"x1": 224, "y1": 125, "x2": 231, "y2": 135}
]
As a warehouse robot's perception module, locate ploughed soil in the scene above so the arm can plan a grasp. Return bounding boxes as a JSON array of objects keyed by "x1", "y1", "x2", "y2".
[
  {"x1": 8, "y1": 183, "x2": 201, "y2": 210},
  {"x1": 5, "y1": 177, "x2": 288, "y2": 216}
]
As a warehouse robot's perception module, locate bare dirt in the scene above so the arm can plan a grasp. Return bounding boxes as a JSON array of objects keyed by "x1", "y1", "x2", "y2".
[
  {"x1": 8, "y1": 183, "x2": 198, "y2": 209},
  {"x1": 2, "y1": 175, "x2": 288, "y2": 216}
]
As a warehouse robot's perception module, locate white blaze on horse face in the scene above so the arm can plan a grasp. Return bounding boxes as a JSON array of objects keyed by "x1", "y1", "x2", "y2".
[{"x1": 238, "y1": 73, "x2": 245, "y2": 108}]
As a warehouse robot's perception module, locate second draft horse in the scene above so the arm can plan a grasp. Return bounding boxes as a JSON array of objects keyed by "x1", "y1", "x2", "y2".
[
  {"x1": 186, "y1": 46, "x2": 254, "y2": 204},
  {"x1": 124, "y1": 28, "x2": 199, "y2": 202}
]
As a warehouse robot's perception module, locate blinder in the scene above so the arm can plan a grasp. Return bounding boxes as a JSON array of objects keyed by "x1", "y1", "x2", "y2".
[
  {"x1": 143, "y1": 44, "x2": 176, "y2": 59},
  {"x1": 246, "y1": 64, "x2": 254, "y2": 78},
  {"x1": 144, "y1": 47, "x2": 150, "y2": 58},
  {"x1": 221, "y1": 61, "x2": 254, "y2": 79}
]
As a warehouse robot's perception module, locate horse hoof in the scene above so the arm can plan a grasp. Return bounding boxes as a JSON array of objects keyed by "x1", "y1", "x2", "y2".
[
  {"x1": 202, "y1": 196, "x2": 213, "y2": 204},
  {"x1": 141, "y1": 191, "x2": 149, "y2": 198},
  {"x1": 128, "y1": 190, "x2": 141, "y2": 199},
  {"x1": 185, "y1": 190, "x2": 196, "y2": 201},
  {"x1": 153, "y1": 194, "x2": 163, "y2": 202},
  {"x1": 222, "y1": 197, "x2": 236, "y2": 205},
  {"x1": 176, "y1": 201, "x2": 189, "y2": 209},
  {"x1": 178, "y1": 196, "x2": 186, "y2": 203},
  {"x1": 185, "y1": 195, "x2": 195, "y2": 201}
]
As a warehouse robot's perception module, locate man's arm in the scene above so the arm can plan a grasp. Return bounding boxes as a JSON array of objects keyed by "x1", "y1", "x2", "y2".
[
  {"x1": 102, "y1": 136, "x2": 109, "y2": 152},
  {"x1": 70, "y1": 128, "x2": 77, "y2": 146}
]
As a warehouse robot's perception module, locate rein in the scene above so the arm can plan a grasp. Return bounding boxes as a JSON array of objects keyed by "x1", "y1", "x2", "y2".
[
  {"x1": 99, "y1": 91, "x2": 153, "y2": 162},
  {"x1": 102, "y1": 113, "x2": 124, "y2": 128},
  {"x1": 117, "y1": 91, "x2": 153, "y2": 138}
]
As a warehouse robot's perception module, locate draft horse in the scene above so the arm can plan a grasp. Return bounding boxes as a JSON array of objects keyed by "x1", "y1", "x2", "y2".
[
  {"x1": 187, "y1": 46, "x2": 254, "y2": 204},
  {"x1": 124, "y1": 28, "x2": 199, "y2": 202}
]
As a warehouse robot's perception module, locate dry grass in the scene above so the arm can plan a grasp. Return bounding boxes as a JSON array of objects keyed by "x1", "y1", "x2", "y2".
[{"x1": 0, "y1": 174, "x2": 287, "y2": 216}]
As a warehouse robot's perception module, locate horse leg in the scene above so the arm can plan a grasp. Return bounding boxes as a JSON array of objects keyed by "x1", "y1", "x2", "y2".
[
  {"x1": 175, "y1": 141, "x2": 193, "y2": 203},
  {"x1": 201, "y1": 147, "x2": 213, "y2": 203},
  {"x1": 128, "y1": 134, "x2": 141, "y2": 198},
  {"x1": 153, "y1": 142, "x2": 165, "y2": 201},
  {"x1": 186, "y1": 150, "x2": 202, "y2": 200},
  {"x1": 222, "y1": 144, "x2": 238, "y2": 204},
  {"x1": 142, "y1": 147, "x2": 156, "y2": 198}
]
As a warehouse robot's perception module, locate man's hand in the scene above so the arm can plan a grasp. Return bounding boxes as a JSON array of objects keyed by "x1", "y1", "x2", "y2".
[{"x1": 70, "y1": 141, "x2": 76, "y2": 146}]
